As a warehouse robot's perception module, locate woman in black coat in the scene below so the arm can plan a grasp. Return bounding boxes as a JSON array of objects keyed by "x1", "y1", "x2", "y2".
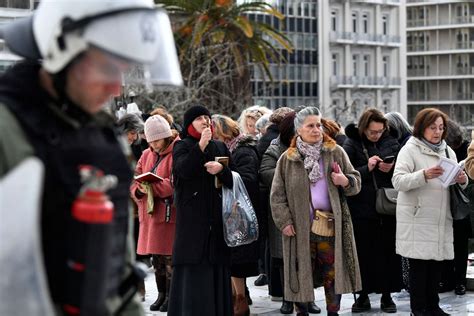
[
  {"x1": 212, "y1": 114, "x2": 261, "y2": 316},
  {"x1": 343, "y1": 108, "x2": 403, "y2": 313},
  {"x1": 168, "y1": 105, "x2": 234, "y2": 316}
]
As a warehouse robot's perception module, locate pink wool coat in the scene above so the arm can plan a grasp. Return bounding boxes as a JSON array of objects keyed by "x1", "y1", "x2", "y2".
[{"x1": 131, "y1": 137, "x2": 179, "y2": 255}]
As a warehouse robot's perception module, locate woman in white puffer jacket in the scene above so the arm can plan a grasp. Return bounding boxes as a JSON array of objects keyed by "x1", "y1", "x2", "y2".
[{"x1": 392, "y1": 108, "x2": 467, "y2": 316}]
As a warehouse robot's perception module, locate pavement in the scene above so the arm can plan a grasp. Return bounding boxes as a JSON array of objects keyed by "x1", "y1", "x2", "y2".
[{"x1": 140, "y1": 267, "x2": 474, "y2": 315}]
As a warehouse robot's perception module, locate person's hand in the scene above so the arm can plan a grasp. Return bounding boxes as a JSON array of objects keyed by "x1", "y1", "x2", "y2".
[
  {"x1": 455, "y1": 171, "x2": 468, "y2": 185},
  {"x1": 331, "y1": 172, "x2": 349, "y2": 187},
  {"x1": 378, "y1": 162, "x2": 394, "y2": 173},
  {"x1": 424, "y1": 166, "x2": 444, "y2": 180},
  {"x1": 199, "y1": 127, "x2": 212, "y2": 152},
  {"x1": 204, "y1": 161, "x2": 223, "y2": 175},
  {"x1": 282, "y1": 224, "x2": 296, "y2": 237},
  {"x1": 137, "y1": 183, "x2": 147, "y2": 194},
  {"x1": 368, "y1": 155, "x2": 382, "y2": 172}
]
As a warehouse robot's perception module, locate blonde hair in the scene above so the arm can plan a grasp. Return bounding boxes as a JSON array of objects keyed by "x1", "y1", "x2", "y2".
[
  {"x1": 149, "y1": 106, "x2": 174, "y2": 124},
  {"x1": 212, "y1": 114, "x2": 240, "y2": 141},
  {"x1": 238, "y1": 105, "x2": 272, "y2": 135}
]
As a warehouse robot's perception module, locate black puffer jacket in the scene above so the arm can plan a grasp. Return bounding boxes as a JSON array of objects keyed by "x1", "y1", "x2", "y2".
[
  {"x1": 231, "y1": 136, "x2": 261, "y2": 266},
  {"x1": 343, "y1": 123, "x2": 400, "y2": 220}
]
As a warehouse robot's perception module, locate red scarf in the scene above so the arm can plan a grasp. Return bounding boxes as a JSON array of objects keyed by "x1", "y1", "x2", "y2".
[{"x1": 187, "y1": 124, "x2": 214, "y2": 140}]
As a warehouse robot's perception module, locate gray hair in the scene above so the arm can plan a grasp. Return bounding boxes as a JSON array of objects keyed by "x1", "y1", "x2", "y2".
[
  {"x1": 117, "y1": 113, "x2": 144, "y2": 133},
  {"x1": 384, "y1": 112, "x2": 412, "y2": 141},
  {"x1": 294, "y1": 106, "x2": 321, "y2": 131},
  {"x1": 255, "y1": 114, "x2": 271, "y2": 131}
]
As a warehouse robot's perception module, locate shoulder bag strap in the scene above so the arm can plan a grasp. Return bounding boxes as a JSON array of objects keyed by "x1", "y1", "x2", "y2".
[{"x1": 361, "y1": 142, "x2": 378, "y2": 190}]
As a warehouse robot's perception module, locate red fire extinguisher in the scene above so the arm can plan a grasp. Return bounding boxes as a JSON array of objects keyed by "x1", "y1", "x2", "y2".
[{"x1": 63, "y1": 165, "x2": 118, "y2": 316}]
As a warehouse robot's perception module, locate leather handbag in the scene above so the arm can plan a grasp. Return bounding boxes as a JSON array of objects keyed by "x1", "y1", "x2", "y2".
[
  {"x1": 375, "y1": 187, "x2": 398, "y2": 216},
  {"x1": 311, "y1": 209, "x2": 335, "y2": 237},
  {"x1": 445, "y1": 149, "x2": 471, "y2": 220},
  {"x1": 449, "y1": 184, "x2": 471, "y2": 220}
]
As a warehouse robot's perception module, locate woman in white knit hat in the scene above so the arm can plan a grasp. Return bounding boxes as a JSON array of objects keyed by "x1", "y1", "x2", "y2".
[{"x1": 130, "y1": 115, "x2": 180, "y2": 312}]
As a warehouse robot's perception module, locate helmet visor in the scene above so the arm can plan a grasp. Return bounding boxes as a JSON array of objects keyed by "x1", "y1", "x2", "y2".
[{"x1": 85, "y1": 8, "x2": 183, "y2": 87}]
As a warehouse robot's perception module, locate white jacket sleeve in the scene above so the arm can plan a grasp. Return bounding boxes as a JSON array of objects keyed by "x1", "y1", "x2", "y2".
[{"x1": 392, "y1": 146, "x2": 426, "y2": 192}]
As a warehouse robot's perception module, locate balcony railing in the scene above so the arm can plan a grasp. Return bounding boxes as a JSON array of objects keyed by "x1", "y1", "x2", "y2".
[
  {"x1": 330, "y1": 32, "x2": 401, "y2": 46},
  {"x1": 456, "y1": 42, "x2": 474, "y2": 50},
  {"x1": 331, "y1": 76, "x2": 401, "y2": 88},
  {"x1": 408, "y1": 42, "x2": 474, "y2": 52},
  {"x1": 408, "y1": 67, "x2": 474, "y2": 77},
  {"x1": 407, "y1": 16, "x2": 474, "y2": 28},
  {"x1": 408, "y1": 92, "x2": 474, "y2": 102},
  {"x1": 351, "y1": 0, "x2": 399, "y2": 5}
]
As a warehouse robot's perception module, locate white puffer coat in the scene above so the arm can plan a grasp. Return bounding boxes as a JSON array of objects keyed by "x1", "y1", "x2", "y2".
[{"x1": 392, "y1": 137, "x2": 457, "y2": 261}]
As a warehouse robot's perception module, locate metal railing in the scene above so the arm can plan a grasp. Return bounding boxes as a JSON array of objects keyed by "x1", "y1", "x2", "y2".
[
  {"x1": 331, "y1": 76, "x2": 401, "y2": 88},
  {"x1": 330, "y1": 32, "x2": 401, "y2": 45}
]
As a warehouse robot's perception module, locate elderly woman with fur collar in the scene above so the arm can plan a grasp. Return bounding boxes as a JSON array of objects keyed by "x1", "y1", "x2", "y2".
[{"x1": 270, "y1": 107, "x2": 362, "y2": 316}]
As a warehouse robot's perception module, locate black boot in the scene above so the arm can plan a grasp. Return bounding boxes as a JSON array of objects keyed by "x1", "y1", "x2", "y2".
[
  {"x1": 280, "y1": 301, "x2": 294, "y2": 314},
  {"x1": 351, "y1": 294, "x2": 371, "y2": 313},
  {"x1": 307, "y1": 302, "x2": 321, "y2": 314},
  {"x1": 149, "y1": 274, "x2": 166, "y2": 311},
  {"x1": 159, "y1": 276, "x2": 171, "y2": 312}
]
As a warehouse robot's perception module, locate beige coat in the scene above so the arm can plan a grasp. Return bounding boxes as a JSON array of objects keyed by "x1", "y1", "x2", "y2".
[
  {"x1": 392, "y1": 137, "x2": 456, "y2": 261},
  {"x1": 270, "y1": 136, "x2": 362, "y2": 302},
  {"x1": 465, "y1": 130, "x2": 474, "y2": 179}
]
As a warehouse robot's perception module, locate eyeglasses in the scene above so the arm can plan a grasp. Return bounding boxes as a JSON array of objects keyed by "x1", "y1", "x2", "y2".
[{"x1": 367, "y1": 129, "x2": 385, "y2": 136}]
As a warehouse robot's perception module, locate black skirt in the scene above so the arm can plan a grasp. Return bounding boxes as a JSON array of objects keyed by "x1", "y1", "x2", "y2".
[{"x1": 168, "y1": 261, "x2": 233, "y2": 316}]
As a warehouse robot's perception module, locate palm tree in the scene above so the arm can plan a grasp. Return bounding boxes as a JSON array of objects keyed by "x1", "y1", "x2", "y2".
[{"x1": 154, "y1": 0, "x2": 293, "y2": 118}]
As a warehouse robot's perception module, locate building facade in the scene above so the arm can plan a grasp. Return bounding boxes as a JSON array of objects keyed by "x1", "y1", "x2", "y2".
[
  {"x1": 407, "y1": 0, "x2": 474, "y2": 127},
  {"x1": 0, "y1": 0, "x2": 35, "y2": 72},
  {"x1": 248, "y1": 0, "x2": 319, "y2": 109},
  {"x1": 249, "y1": 0, "x2": 406, "y2": 125}
]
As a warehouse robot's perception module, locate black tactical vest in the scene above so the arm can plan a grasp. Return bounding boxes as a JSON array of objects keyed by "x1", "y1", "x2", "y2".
[{"x1": 1, "y1": 62, "x2": 132, "y2": 314}]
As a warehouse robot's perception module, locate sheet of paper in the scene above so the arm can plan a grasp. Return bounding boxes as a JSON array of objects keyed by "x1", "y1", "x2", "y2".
[{"x1": 436, "y1": 156, "x2": 461, "y2": 188}]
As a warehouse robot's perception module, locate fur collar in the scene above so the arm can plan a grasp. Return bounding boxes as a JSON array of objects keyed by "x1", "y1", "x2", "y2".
[
  {"x1": 286, "y1": 134, "x2": 336, "y2": 161},
  {"x1": 236, "y1": 134, "x2": 258, "y2": 148}
]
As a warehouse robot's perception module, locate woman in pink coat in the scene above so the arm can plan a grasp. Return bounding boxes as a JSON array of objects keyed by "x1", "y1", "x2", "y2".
[{"x1": 131, "y1": 115, "x2": 179, "y2": 312}]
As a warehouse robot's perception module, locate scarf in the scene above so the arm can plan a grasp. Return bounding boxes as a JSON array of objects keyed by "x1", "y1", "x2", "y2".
[
  {"x1": 187, "y1": 123, "x2": 214, "y2": 140},
  {"x1": 224, "y1": 134, "x2": 245, "y2": 153},
  {"x1": 421, "y1": 138, "x2": 445, "y2": 153},
  {"x1": 296, "y1": 136, "x2": 323, "y2": 183}
]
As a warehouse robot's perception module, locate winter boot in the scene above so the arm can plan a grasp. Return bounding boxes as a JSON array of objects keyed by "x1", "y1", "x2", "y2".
[
  {"x1": 159, "y1": 276, "x2": 171, "y2": 312},
  {"x1": 149, "y1": 274, "x2": 166, "y2": 311}
]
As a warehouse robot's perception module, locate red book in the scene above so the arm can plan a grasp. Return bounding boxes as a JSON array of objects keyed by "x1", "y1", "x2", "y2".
[{"x1": 134, "y1": 172, "x2": 163, "y2": 183}]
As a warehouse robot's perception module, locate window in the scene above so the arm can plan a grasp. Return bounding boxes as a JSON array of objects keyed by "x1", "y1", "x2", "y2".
[
  {"x1": 363, "y1": 55, "x2": 369, "y2": 77},
  {"x1": 362, "y1": 13, "x2": 369, "y2": 34},
  {"x1": 0, "y1": 0, "x2": 30, "y2": 8},
  {"x1": 382, "y1": 15, "x2": 388, "y2": 35},
  {"x1": 383, "y1": 56, "x2": 389, "y2": 77},
  {"x1": 352, "y1": 12, "x2": 358, "y2": 33},
  {"x1": 352, "y1": 55, "x2": 358, "y2": 76},
  {"x1": 332, "y1": 54, "x2": 338, "y2": 76},
  {"x1": 331, "y1": 11, "x2": 337, "y2": 32}
]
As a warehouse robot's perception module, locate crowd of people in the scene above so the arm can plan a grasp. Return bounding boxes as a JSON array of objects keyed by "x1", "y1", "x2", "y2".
[{"x1": 121, "y1": 103, "x2": 473, "y2": 316}]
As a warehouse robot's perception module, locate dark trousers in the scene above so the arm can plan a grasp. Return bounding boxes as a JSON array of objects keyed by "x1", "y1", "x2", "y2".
[
  {"x1": 408, "y1": 258, "x2": 443, "y2": 312},
  {"x1": 441, "y1": 217, "x2": 471, "y2": 287},
  {"x1": 268, "y1": 256, "x2": 283, "y2": 297}
]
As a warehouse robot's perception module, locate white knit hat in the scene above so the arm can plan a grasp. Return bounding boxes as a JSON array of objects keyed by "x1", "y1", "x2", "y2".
[{"x1": 144, "y1": 115, "x2": 172, "y2": 142}]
